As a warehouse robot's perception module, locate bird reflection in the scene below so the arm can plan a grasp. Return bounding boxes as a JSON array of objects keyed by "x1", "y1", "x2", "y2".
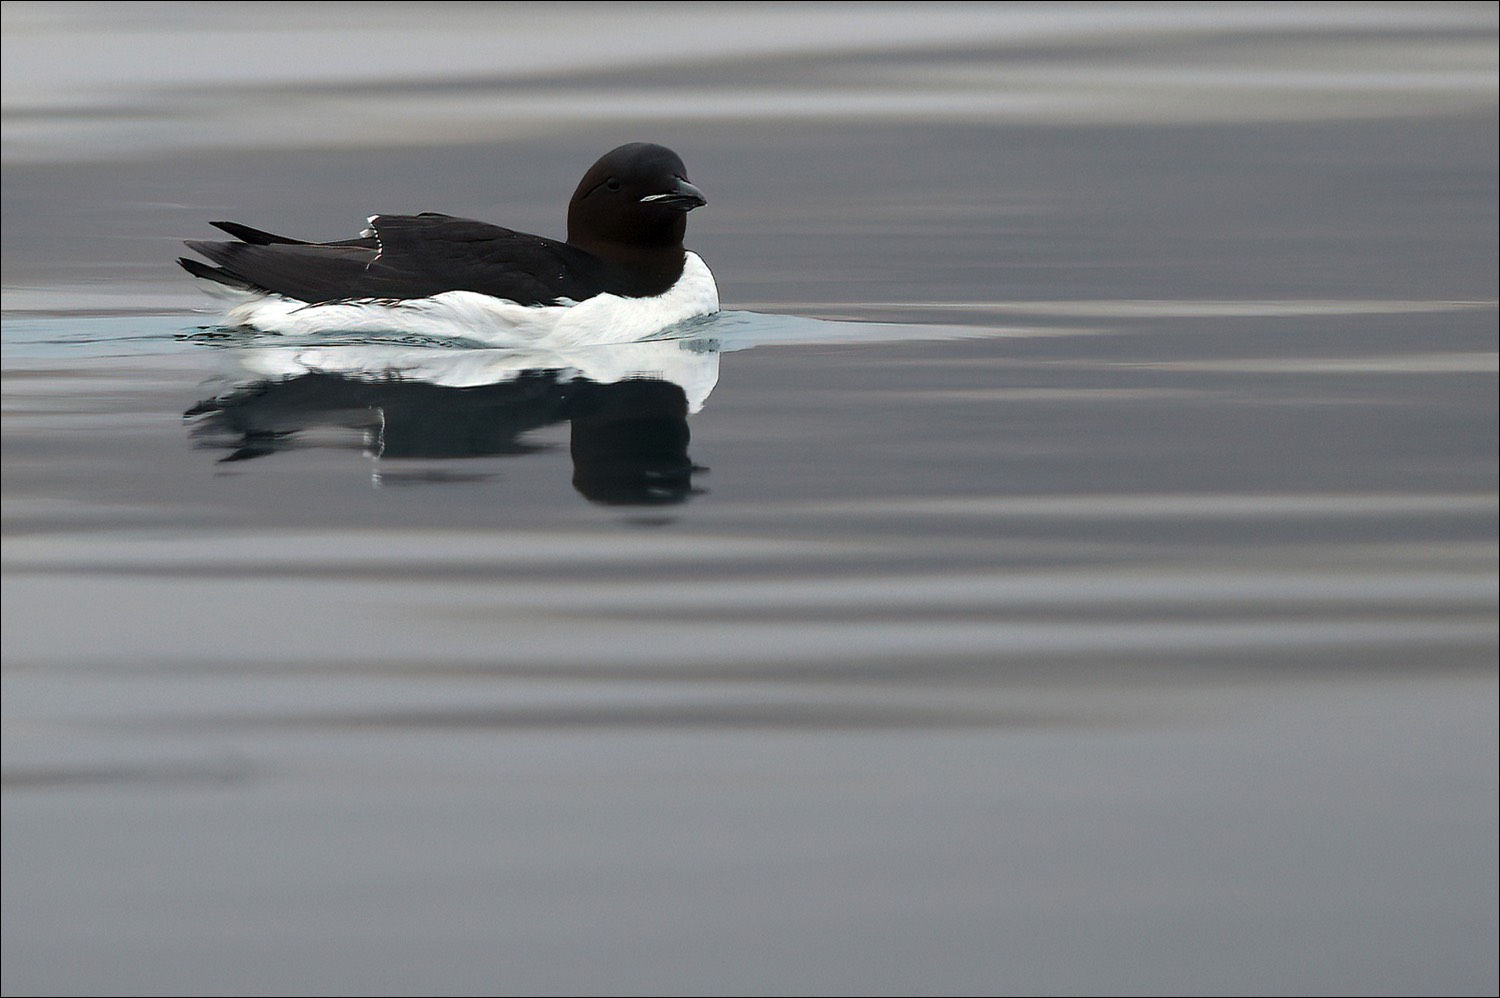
[{"x1": 185, "y1": 338, "x2": 717, "y2": 505}]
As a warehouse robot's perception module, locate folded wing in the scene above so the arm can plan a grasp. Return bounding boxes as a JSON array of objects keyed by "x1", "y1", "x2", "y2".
[{"x1": 181, "y1": 213, "x2": 598, "y2": 306}]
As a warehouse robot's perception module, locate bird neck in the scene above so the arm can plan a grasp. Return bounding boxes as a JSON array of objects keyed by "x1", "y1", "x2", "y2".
[{"x1": 566, "y1": 201, "x2": 687, "y2": 254}]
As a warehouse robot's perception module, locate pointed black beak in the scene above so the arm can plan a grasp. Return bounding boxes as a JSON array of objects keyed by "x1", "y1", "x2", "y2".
[{"x1": 640, "y1": 178, "x2": 707, "y2": 211}]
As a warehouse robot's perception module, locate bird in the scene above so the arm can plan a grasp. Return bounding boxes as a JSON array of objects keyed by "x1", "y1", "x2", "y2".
[{"x1": 179, "y1": 142, "x2": 719, "y2": 342}]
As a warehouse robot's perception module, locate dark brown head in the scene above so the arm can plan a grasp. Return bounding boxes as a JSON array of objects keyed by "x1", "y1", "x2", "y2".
[{"x1": 566, "y1": 143, "x2": 706, "y2": 257}]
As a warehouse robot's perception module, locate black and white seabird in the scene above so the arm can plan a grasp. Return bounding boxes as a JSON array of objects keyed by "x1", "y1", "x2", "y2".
[{"x1": 180, "y1": 142, "x2": 718, "y2": 342}]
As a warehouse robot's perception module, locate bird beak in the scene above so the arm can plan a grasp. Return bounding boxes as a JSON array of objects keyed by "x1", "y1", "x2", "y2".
[{"x1": 640, "y1": 179, "x2": 707, "y2": 211}]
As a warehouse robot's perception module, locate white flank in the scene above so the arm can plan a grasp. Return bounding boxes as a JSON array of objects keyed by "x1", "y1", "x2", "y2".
[{"x1": 217, "y1": 252, "x2": 720, "y2": 347}]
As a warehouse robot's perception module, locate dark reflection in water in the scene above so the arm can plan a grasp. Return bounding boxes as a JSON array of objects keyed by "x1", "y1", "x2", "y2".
[
  {"x1": 567, "y1": 378, "x2": 698, "y2": 505},
  {"x1": 186, "y1": 371, "x2": 565, "y2": 460},
  {"x1": 184, "y1": 339, "x2": 715, "y2": 505}
]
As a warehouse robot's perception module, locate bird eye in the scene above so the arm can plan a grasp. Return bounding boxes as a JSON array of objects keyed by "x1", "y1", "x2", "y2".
[{"x1": 605, "y1": 178, "x2": 621, "y2": 191}]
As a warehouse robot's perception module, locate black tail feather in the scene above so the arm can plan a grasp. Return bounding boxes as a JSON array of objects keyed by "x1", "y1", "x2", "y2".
[
  {"x1": 178, "y1": 255, "x2": 258, "y2": 291},
  {"x1": 210, "y1": 220, "x2": 306, "y2": 245}
]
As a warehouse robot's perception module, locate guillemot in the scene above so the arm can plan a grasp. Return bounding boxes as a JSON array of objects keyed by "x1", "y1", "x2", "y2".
[{"x1": 180, "y1": 143, "x2": 719, "y2": 344}]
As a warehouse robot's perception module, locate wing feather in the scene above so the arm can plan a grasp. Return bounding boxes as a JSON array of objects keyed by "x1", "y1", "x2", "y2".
[{"x1": 181, "y1": 214, "x2": 601, "y2": 305}]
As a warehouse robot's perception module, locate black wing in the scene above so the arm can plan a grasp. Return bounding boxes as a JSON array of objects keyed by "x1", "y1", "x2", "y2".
[{"x1": 181, "y1": 213, "x2": 605, "y2": 306}]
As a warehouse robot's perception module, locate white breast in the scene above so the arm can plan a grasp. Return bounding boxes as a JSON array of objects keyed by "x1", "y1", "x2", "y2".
[{"x1": 218, "y1": 252, "x2": 720, "y2": 347}]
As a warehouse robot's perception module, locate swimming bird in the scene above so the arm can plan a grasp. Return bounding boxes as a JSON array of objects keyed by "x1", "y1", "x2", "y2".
[{"x1": 180, "y1": 142, "x2": 718, "y2": 342}]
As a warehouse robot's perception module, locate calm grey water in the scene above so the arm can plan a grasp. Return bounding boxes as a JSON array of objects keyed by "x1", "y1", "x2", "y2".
[{"x1": 3, "y1": 5, "x2": 1497, "y2": 996}]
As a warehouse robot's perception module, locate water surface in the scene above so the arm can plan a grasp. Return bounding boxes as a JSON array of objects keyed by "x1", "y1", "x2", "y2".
[{"x1": 3, "y1": 5, "x2": 1497, "y2": 995}]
